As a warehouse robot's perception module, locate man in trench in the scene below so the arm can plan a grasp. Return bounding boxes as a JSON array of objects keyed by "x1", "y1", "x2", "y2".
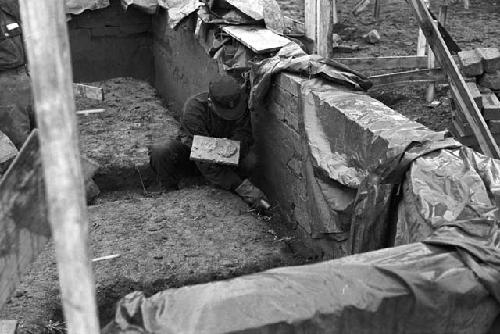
[
  {"x1": 0, "y1": 0, "x2": 33, "y2": 150},
  {"x1": 150, "y1": 76, "x2": 270, "y2": 212}
]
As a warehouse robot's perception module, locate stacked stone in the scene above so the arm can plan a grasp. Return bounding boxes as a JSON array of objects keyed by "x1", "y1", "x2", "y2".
[{"x1": 451, "y1": 48, "x2": 500, "y2": 150}]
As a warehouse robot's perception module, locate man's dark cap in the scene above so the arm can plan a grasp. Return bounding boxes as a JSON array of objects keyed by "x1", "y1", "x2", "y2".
[{"x1": 208, "y1": 76, "x2": 247, "y2": 121}]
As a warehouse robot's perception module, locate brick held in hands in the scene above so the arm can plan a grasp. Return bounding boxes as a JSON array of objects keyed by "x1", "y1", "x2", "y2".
[
  {"x1": 482, "y1": 93, "x2": 500, "y2": 120},
  {"x1": 479, "y1": 71, "x2": 500, "y2": 90},
  {"x1": 190, "y1": 135, "x2": 241, "y2": 166},
  {"x1": 476, "y1": 48, "x2": 500, "y2": 73},
  {"x1": 466, "y1": 82, "x2": 483, "y2": 109},
  {"x1": 458, "y1": 49, "x2": 484, "y2": 77}
]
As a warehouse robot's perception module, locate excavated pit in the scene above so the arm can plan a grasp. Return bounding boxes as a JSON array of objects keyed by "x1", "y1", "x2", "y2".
[
  {"x1": 0, "y1": 78, "x2": 309, "y2": 328},
  {"x1": 2, "y1": 0, "x2": 500, "y2": 331}
]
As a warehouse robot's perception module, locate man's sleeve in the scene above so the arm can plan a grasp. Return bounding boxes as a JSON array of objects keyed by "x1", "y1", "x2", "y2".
[
  {"x1": 0, "y1": 0, "x2": 21, "y2": 20},
  {"x1": 181, "y1": 98, "x2": 243, "y2": 190},
  {"x1": 230, "y1": 112, "x2": 253, "y2": 157}
]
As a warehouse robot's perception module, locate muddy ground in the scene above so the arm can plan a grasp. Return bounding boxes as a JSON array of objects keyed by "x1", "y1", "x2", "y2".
[
  {"x1": 1, "y1": 0, "x2": 500, "y2": 331},
  {"x1": 0, "y1": 79, "x2": 306, "y2": 331}
]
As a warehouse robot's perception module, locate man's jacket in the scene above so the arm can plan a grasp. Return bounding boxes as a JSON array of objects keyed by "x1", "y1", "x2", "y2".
[
  {"x1": 180, "y1": 92, "x2": 253, "y2": 190},
  {"x1": 0, "y1": 0, "x2": 25, "y2": 70}
]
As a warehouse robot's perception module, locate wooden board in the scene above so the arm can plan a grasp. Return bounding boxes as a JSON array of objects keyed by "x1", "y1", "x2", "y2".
[
  {"x1": 369, "y1": 68, "x2": 446, "y2": 87},
  {"x1": 333, "y1": 55, "x2": 429, "y2": 72},
  {"x1": 222, "y1": 26, "x2": 289, "y2": 54},
  {"x1": 73, "y1": 83, "x2": 104, "y2": 101},
  {"x1": 0, "y1": 131, "x2": 50, "y2": 309},
  {"x1": 190, "y1": 135, "x2": 240, "y2": 166},
  {"x1": 408, "y1": 0, "x2": 500, "y2": 159}
]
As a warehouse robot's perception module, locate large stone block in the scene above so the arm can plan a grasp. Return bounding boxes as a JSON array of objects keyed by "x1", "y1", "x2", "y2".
[
  {"x1": 458, "y1": 49, "x2": 484, "y2": 77},
  {"x1": 476, "y1": 47, "x2": 500, "y2": 73},
  {"x1": 479, "y1": 71, "x2": 500, "y2": 90},
  {"x1": 482, "y1": 93, "x2": 500, "y2": 120}
]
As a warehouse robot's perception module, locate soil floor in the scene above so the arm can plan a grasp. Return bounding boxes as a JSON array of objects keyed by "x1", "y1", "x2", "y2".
[
  {"x1": 0, "y1": 79, "x2": 306, "y2": 331},
  {"x1": 2, "y1": 0, "x2": 500, "y2": 331}
]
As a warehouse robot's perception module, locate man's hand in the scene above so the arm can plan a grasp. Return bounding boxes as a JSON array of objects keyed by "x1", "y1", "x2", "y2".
[{"x1": 235, "y1": 179, "x2": 270, "y2": 213}]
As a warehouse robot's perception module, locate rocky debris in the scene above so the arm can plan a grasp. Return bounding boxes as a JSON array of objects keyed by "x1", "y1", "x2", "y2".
[{"x1": 363, "y1": 29, "x2": 380, "y2": 44}]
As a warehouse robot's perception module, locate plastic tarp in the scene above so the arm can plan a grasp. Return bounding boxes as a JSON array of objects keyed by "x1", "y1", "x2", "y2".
[
  {"x1": 396, "y1": 144, "x2": 500, "y2": 246},
  {"x1": 103, "y1": 217, "x2": 500, "y2": 334},
  {"x1": 249, "y1": 42, "x2": 372, "y2": 109},
  {"x1": 65, "y1": 0, "x2": 109, "y2": 15}
]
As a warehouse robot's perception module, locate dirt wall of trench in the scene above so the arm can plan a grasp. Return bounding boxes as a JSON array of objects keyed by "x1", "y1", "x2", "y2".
[{"x1": 68, "y1": 0, "x2": 153, "y2": 83}]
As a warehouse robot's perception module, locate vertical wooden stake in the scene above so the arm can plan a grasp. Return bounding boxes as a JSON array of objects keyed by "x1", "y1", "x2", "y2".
[
  {"x1": 305, "y1": 0, "x2": 317, "y2": 44},
  {"x1": 18, "y1": 1, "x2": 100, "y2": 334},
  {"x1": 332, "y1": 0, "x2": 338, "y2": 24},
  {"x1": 317, "y1": 0, "x2": 334, "y2": 58}
]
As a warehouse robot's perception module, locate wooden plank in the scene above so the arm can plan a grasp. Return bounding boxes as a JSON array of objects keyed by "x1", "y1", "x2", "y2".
[
  {"x1": 72, "y1": 83, "x2": 104, "y2": 101},
  {"x1": 19, "y1": 0, "x2": 100, "y2": 333},
  {"x1": 332, "y1": 55, "x2": 429, "y2": 71},
  {"x1": 369, "y1": 68, "x2": 446, "y2": 87},
  {"x1": 408, "y1": 0, "x2": 500, "y2": 158},
  {"x1": 222, "y1": 26, "x2": 289, "y2": 54},
  {"x1": 0, "y1": 131, "x2": 49, "y2": 309},
  {"x1": 0, "y1": 320, "x2": 17, "y2": 334},
  {"x1": 76, "y1": 108, "x2": 106, "y2": 116}
]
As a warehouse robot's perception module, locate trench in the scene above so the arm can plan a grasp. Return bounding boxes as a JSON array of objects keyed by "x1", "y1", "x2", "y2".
[{"x1": 2, "y1": 0, "x2": 500, "y2": 331}]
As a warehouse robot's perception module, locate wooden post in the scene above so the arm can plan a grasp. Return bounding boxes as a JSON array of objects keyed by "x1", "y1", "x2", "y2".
[
  {"x1": 317, "y1": 0, "x2": 334, "y2": 57},
  {"x1": 18, "y1": 1, "x2": 100, "y2": 334},
  {"x1": 408, "y1": 0, "x2": 500, "y2": 159},
  {"x1": 305, "y1": 0, "x2": 317, "y2": 43},
  {"x1": 305, "y1": 0, "x2": 335, "y2": 58}
]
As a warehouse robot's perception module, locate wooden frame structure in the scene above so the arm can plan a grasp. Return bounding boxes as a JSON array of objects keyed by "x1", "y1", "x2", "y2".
[{"x1": 16, "y1": 1, "x2": 100, "y2": 333}]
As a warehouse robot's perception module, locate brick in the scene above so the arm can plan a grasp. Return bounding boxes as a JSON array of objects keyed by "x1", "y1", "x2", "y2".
[
  {"x1": 476, "y1": 47, "x2": 500, "y2": 73},
  {"x1": 277, "y1": 73, "x2": 305, "y2": 97},
  {"x1": 482, "y1": 93, "x2": 500, "y2": 120},
  {"x1": 466, "y1": 82, "x2": 483, "y2": 109},
  {"x1": 458, "y1": 49, "x2": 484, "y2": 77},
  {"x1": 479, "y1": 70, "x2": 500, "y2": 90},
  {"x1": 190, "y1": 135, "x2": 240, "y2": 165},
  {"x1": 283, "y1": 109, "x2": 299, "y2": 132}
]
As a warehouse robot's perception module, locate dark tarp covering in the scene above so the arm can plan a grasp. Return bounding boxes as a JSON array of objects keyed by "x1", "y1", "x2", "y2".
[
  {"x1": 103, "y1": 218, "x2": 500, "y2": 334},
  {"x1": 249, "y1": 42, "x2": 372, "y2": 110}
]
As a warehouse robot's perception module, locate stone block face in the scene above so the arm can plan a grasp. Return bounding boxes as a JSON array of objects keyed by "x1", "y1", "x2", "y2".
[
  {"x1": 458, "y1": 49, "x2": 484, "y2": 77},
  {"x1": 482, "y1": 93, "x2": 500, "y2": 120},
  {"x1": 466, "y1": 82, "x2": 483, "y2": 109},
  {"x1": 190, "y1": 135, "x2": 240, "y2": 165},
  {"x1": 276, "y1": 73, "x2": 305, "y2": 97},
  {"x1": 476, "y1": 47, "x2": 500, "y2": 73},
  {"x1": 479, "y1": 71, "x2": 500, "y2": 90}
]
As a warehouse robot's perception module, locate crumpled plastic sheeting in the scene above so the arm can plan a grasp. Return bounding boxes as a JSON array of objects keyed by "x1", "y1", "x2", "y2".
[
  {"x1": 396, "y1": 145, "x2": 500, "y2": 246},
  {"x1": 249, "y1": 42, "x2": 372, "y2": 110},
  {"x1": 103, "y1": 219, "x2": 500, "y2": 334},
  {"x1": 349, "y1": 138, "x2": 463, "y2": 253},
  {"x1": 158, "y1": 0, "x2": 204, "y2": 29},
  {"x1": 121, "y1": 0, "x2": 158, "y2": 14},
  {"x1": 65, "y1": 0, "x2": 109, "y2": 14}
]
